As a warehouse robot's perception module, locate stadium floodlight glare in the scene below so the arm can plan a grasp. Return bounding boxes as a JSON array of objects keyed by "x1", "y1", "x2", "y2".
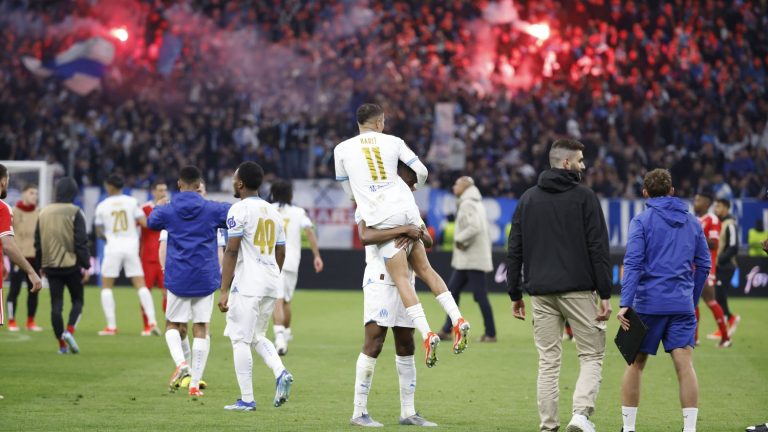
[{"x1": 524, "y1": 23, "x2": 550, "y2": 41}]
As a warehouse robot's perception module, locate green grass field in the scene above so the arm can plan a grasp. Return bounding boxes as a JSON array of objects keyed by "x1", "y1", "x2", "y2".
[{"x1": 1, "y1": 287, "x2": 766, "y2": 431}]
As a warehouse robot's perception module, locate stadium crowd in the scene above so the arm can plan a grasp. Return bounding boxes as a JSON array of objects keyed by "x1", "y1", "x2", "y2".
[{"x1": 0, "y1": 0, "x2": 766, "y2": 199}]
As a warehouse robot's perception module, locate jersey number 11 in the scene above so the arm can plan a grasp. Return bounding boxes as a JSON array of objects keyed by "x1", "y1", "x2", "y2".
[{"x1": 362, "y1": 147, "x2": 387, "y2": 181}]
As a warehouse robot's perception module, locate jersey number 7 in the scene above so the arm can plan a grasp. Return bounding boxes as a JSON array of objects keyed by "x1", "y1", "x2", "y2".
[
  {"x1": 362, "y1": 147, "x2": 387, "y2": 181},
  {"x1": 254, "y1": 218, "x2": 276, "y2": 255}
]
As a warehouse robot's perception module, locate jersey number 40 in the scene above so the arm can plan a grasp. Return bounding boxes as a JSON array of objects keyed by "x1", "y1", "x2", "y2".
[{"x1": 254, "y1": 218, "x2": 276, "y2": 255}]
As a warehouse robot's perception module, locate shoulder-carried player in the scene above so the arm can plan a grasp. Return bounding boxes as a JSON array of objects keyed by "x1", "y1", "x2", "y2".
[{"x1": 334, "y1": 103, "x2": 470, "y2": 365}]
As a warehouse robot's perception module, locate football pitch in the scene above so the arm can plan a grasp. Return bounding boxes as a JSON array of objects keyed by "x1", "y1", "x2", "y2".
[{"x1": 1, "y1": 288, "x2": 766, "y2": 431}]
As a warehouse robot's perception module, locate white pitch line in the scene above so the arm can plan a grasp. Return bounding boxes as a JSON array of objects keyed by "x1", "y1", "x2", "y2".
[{"x1": 0, "y1": 332, "x2": 31, "y2": 343}]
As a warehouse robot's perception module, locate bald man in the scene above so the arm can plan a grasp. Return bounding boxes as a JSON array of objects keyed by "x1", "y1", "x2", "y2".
[{"x1": 437, "y1": 177, "x2": 497, "y2": 342}]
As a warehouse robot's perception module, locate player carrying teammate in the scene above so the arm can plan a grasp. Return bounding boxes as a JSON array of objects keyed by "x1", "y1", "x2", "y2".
[
  {"x1": 269, "y1": 179, "x2": 324, "y2": 355},
  {"x1": 95, "y1": 174, "x2": 159, "y2": 336},
  {"x1": 139, "y1": 181, "x2": 168, "y2": 336},
  {"x1": 350, "y1": 165, "x2": 438, "y2": 427},
  {"x1": 148, "y1": 167, "x2": 230, "y2": 396},
  {"x1": 334, "y1": 103, "x2": 470, "y2": 366},
  {"x1": 692, "y1": 192, "x2": 731, "y2": 348},
  {"x1": 218, "y1": 162, "x2": 294, "y2": 412}
]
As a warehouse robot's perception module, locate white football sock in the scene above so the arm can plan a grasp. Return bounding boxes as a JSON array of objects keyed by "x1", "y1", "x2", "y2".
[
  {"x1": 232, "y1": 341, "x2": 254, "y2": 403},
  {"x1": 274, "y1": 325, "x2": 286, "y2": 346},
  {"x1": 285, "y1": 327, "x2": 293, "y2": 341},
  {"x1": 137, "y1": 287, "x2": 156, "y2": 326},
  {"x1": 101, "y1": 289, "x2": 117, "y2": 329},
  {"x1": 190, "y1": 337, "x2": 209, "y2": 388},
  {"x1": 253, "y1": 337, "x2": 285, "y2": 378},
  {"x1": 622, "y1": 406, "x2": 637, "y2": 431},
  {"x1": 435, "y1": 292, "x2": 462, "y2": 325},
  {"x1": 405, "y1": 304, "x2": 432, "y2": 340},
  {"x1": 682, "y1": 407, "x2": 698, "y2": 432},
  {"x1": 181, "y1": 336, "x2": 191, "y2": 363},
  {"x1": 164, "y1": 329, "x2": 186, "y2": 366},
  {"x1": 396, "y1": 355, "x2": 417, "y2": 418},
  {"x1": 353, "y1": 353, "x2": 377, "y2": 418}
]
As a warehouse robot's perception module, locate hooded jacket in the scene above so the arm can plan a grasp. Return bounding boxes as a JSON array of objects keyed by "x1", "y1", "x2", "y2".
[
  {"x1": 148, "y1": 191, "x2": 230, "y2": 297},
  {"x1": 452, "y1": 185, "x2": 493, "y2": 272},
  {"x1": 620, "y1": 196, "x2": 711, "y2": 315},
  {"x1": 506, "y1": 169, "x2": 611, "y2": 301},
  {"x1": 35, "y1": 177, "x2": 90, "y2": 274}
]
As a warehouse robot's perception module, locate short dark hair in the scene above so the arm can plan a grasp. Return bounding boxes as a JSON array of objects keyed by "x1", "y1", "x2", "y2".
[
  {"x1": 356, "y1": 103, "x2": 384, "y2": 125},
  {"x1": 151, "y1": 180, "x2": 167, "y2": 190},
  {"x1": 695, "y1": 190, "x2": 714, "y2": 203},
  {"x1": 715, "y1": 198, "x2": 731, "y2": 209},
  {"x1": 179, "y1": 166, "x2": 202, "y2": 185},
  {"x1": 643, "y1": 169, "x2": 673, "y2": 198},
  {"x1": 22, "y1": 183, "x2": 38, "y2": 192},
  {"x1": 549, "y1": 139, "x2": 585, "y2": 167},
  {"x1": 105, "y1": 174, "x2": 124, "y2": 189},
  {"x1": 237, "y1": 161, "x2": 264, "y2": 190},
  {"x1": 0, "y1": 164, "x2": 6, "y2": 180},
  {"x1": 551, "y1": 139, "x2": 585, "y2": 152},
  {"x1": 270, "y1": 179, "x2": 293, "y2": 205}
]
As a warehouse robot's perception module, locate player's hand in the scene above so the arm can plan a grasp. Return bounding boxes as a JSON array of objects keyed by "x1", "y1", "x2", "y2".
[
  {"x1": 616, "y1": 307, "x2": 630, "y2": 331},
  {"x1": 456, "y1": 242, "x2": 467, "y2": 251},
  {"x1": 81, "y1": 269, "x2": 90, "y2": 284},
  {"x1": 313, "y1": 256, "x2": 324, "y2": 273},
  {"x1": 218, "y1": 291, "x2": 229, "y2": 313},
  {"x1": 762, "y1": 239, "x2": 768, "y2": 254},
  {"x1": 395, "y1": 236, "x2": 413, "y2": 250},
  {"x1": 401, "y1": 224, "x2": 423, "y2": 240},
  {"x1": 596, "y1": 299, "x2": 612, "y2": 321},
  {"x1": 511, "y1": 299, "x2": 525, "y2": 320},
  {"x1": 28, "y1": 271, "x2": 43, "y2": 293}
]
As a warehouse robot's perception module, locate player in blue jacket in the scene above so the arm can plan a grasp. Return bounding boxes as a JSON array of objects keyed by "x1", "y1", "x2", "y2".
[
  {"x1": 148, "y1": 166, "x2": 230, "y2": 397},
  {"x1": 617, "y1": 169, "x2": 711, "y2": 432}
]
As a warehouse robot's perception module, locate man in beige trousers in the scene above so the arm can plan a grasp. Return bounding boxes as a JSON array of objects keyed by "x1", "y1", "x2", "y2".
[
  {"x1": 506, "y1": 139, "x2": 612, "y2": 432},
  {"x1": 438, "y1": 176, "x2": 496, "y2": 342}
]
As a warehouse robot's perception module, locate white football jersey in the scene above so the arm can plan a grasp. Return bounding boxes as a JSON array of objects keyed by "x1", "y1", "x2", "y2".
[
  {"x1": 226, "y1": 197, "x2": 286, "y2": 297},
  {"x1": 94, "y1": 194, "x2": 143, "y2": 253},
  {"x1": 273, "y1": 203, "x2": 313, "y2": 273},
  {"x1": 334, "y1": 131, "x2": 421, "y2": 226}
]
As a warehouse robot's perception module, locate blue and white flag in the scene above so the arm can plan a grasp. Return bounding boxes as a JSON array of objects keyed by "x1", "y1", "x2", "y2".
[{"x1": 22, "y1": 37, "x2": 115, "y2": 95}]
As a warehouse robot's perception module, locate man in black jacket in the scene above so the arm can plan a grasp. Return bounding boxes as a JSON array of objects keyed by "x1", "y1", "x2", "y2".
[
  {"x1": 506, "y1": 139, "x2": 611, "y2": 432},
  {"x1": 713, "y1": 198, "x2": 740, "y2": 338},
  {"x1": 35, "y1": 177, "x2": 91, "y2": 354}
]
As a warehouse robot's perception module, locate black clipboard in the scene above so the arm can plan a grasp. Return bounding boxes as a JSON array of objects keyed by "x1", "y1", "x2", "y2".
[{"x1": 614, "y1": 308, "x2": 648, "y2": 365}]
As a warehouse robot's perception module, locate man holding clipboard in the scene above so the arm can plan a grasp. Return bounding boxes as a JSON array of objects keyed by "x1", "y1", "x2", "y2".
[{"x1": 617, "y1": 169, "x2": 711, "y2": 432}]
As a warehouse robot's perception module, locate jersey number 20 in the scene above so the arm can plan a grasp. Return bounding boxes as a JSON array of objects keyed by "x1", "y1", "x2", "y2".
[
  {"x1": 254, "y1": 218, "x2": 276, "y2": 255},
  {"x1": 362, "y1": 147, "x2": 387, "y2": 181},
  {"x1": 111, "y1": 210, "x2": 129, "y2": 233}
]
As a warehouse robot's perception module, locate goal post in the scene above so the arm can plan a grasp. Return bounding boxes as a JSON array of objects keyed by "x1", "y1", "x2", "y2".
[{"x1": 0, "y1": 161, "x2": 55, "y2": 206}]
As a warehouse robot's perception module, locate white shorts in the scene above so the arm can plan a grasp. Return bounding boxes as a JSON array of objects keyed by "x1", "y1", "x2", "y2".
[
  {"x1": 363, "y1": 282, "x2": 413, "y2": 328},
  {"x1": 371, "y1": 208, "x2": 421, "y2": 259},
  {"x1": 277, "y1": 271, "x2": 299, "y2": 302},
  {"x1": 224, "y1": 293, "x2": 275, "y2": 344},
  {"x1": 101, "y1": 250, "x2": 144, "y2": 278},
  {"x1": 166, "y1": 291, "x2": 214, "y2": 323}
]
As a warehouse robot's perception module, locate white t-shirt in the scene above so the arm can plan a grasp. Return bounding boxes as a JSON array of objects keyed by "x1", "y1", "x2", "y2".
[
  {"x1": 334, "y1": 131, "x2": 422, "y2": 226},
  {"x1": 94, "y1": 194, "x2": 143, "y2": 253},
  {"x1": 227, "y1": 197, "x2": 286, "y2": 297},
  {"x1": 274, "y1": 203, "x2": 313, "y2": 273}
]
